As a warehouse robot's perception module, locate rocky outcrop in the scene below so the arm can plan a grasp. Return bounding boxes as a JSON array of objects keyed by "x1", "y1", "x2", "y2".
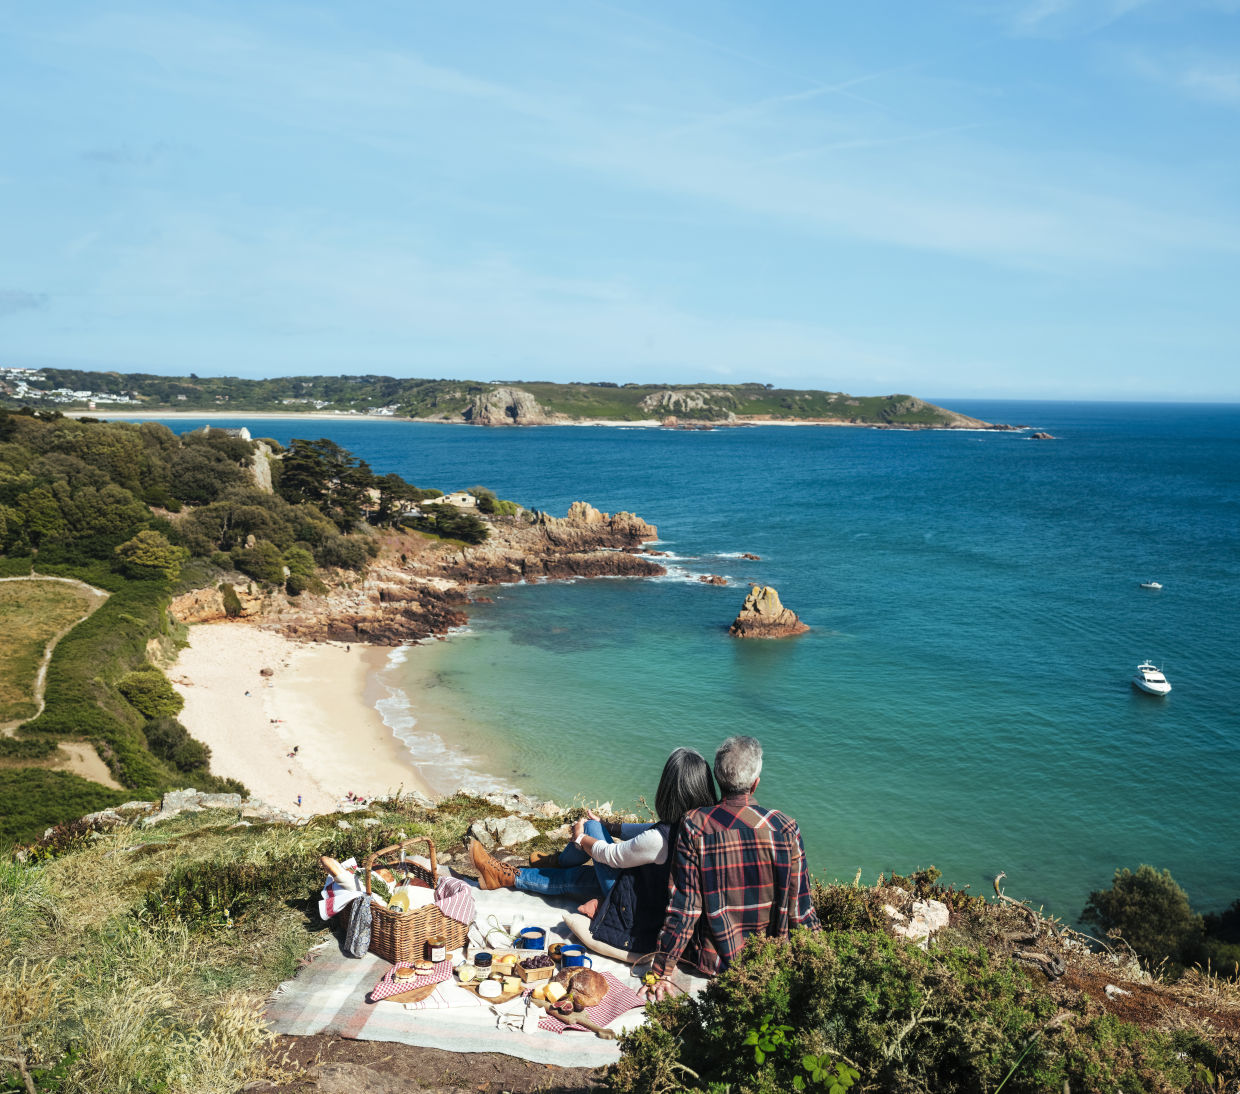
[
  {"x1": 740, "y1": 553, "x2": 761, "y2": 561},
  {"x1": 884, "y1": 897, "x2": 950, "y2": 949},
  {"x1": 469, "y1": 814, "x2": 539, "y2": 851},
  {"x1": 170, "y1": 582, "x2": 265, "y2": 623},
  {"x1": 249, "y1": 441, "x2": 276, "y2": 492},
  {"x1": 170, "y1": 502, "x2": 662, "y2": 644},
  {"x1": 462, "y1": 386, "x2": 550, "y2": 425},
  {"x1": 728, "y1": 585, "x2": 809, "y2": 639},
  {"x1": 640, "y1": 388, "x2": 737, "y2": 418},
  {"x1": 699, "y1": 574, "x2": 727, "y2": 585},
  {"x1": 1030, "y1": 432, "x2": 1055, "y2": 440},
  {"x1": 536, "y1": 501, "x2": 657, "y2": 547}
]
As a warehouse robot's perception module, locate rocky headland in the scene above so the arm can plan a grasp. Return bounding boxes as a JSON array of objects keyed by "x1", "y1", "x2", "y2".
[
  {"x1": 728, "y1": 584, "x2": 810, "y2": 639},
  {"x1": 169, "y1": 501, "x2": 662, "y2": 645}
]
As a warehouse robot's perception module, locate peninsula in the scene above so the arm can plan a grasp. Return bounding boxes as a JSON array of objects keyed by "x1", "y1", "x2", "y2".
[{"x1": 0, "y1": 366, "x2": 1004, "y2": 429}]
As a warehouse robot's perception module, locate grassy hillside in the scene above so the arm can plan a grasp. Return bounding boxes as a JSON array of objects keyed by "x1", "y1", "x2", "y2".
[
  {"x1": 0, "y1": 369, "x2": 990, "y2": 427},
  {"x1": 0, "y1": 580, "x2": 99, "y2": 726},
  {"x1": 2, "y1": 797, "x2": 1236, "y2": 1094}
]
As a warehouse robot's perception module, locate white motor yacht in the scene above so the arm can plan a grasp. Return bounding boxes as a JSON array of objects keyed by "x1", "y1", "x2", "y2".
[
  {"x1": 1139, "y1": 581, "x2": 1162, "y2": 590},
  {"x1": 1133, "y1": 661, "x2": 1171, "y2": 695}
]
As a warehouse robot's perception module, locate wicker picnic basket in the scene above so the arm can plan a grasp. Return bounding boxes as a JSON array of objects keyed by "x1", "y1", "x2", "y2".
[{"x1": 365, "y1": 836, "x2": 469, "y2": 964}]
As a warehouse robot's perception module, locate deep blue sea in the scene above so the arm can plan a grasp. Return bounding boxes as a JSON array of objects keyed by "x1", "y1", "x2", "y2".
[{"x1": 145, "y1": 402, "x2": 1240, "y2": 922}]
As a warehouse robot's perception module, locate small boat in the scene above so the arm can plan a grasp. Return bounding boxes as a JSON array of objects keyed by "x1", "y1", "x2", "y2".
[
  {"x1": 1139, "y1": 581, "x2": 1162, "y2": 590},
  {"x1": 1133, "y1": 661, "x2": 1171, "y2": 696}
]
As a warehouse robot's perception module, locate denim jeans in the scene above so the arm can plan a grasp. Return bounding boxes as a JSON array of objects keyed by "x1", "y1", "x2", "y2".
[{"x1": 513, "y1": 819, "x2": 618, "y2": 899}]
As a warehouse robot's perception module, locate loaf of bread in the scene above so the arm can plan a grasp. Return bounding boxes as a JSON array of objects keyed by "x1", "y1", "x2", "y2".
[
  {"x1": 564, "y1": 968, "x2": 608, "y2": 1008},
  {"x1": 320, "y1": 856, "x2": 358, "y2": 889}
]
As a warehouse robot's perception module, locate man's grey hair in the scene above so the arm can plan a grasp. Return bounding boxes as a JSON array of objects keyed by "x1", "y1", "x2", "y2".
[{"x1": 714, "y1": 735, "x2": 763, "y2": 794}]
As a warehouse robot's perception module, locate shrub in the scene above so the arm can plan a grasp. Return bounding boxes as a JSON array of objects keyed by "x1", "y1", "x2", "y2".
[
  {"x1": 1082, "y1": 865, "x2": 1203, "y2": 971},
  {"x1": 219, "y1": 583, "x2": 243, "y2": 617},
  {"x1": 143, "y1": 716, "x2": 210, "y2": 773},
  {"x1": 0, "y1": 770, "x2": 126, "y2": 848},
  {"x1": 230, "y1": 540, "x2": 285, "y2": 584},
  {"x1": 607, "y1": 929, "x2": 1222, "y2": 1094},
  {"x1": 315, "y1": 533, "x2": 369, "y2": 571},
  {"x1": 285, "y1": 572, "x2": 308, "y2": 597},
  {"x1": 116, "y1": 667, "x2": 184, "y2": 720},
  {"x1": 114, "y1": 530, "x2": 188, "y2": 581}
]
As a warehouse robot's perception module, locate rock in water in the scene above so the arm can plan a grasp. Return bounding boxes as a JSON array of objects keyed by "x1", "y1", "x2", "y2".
[{"x1": 728, "y1": 585, "x2": 809, "y2": 639}]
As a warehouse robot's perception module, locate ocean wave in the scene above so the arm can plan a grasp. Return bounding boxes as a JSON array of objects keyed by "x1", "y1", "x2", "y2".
[
  {"x1": 372, "y1": 676, "x2": 514, "y2": 795},
  {"x1": 650, "y1": 565, "x2": 736, "y2": 586}
]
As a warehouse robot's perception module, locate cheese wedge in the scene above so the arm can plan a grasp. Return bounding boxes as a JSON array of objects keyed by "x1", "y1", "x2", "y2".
[{"x1": 545, "y1": 982, "x2": 567, "y2": 1003}]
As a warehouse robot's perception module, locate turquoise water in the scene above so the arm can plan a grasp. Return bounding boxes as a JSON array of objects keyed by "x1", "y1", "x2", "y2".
[{"x1": 150, "y1": 403, "x2": 1240, "y2": 920}]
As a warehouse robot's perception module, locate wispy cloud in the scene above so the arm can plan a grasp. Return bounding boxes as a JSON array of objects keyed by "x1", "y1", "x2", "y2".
[
  {"x1": 1120, "y1": 45, "x2": 1240, "y2": 107},
  {"x1": 0, "y1": 289, "x2": 48, "y2": 318},
  {"x1": 1001, "y1": 0, "x2": 1158, "y2": 35}
]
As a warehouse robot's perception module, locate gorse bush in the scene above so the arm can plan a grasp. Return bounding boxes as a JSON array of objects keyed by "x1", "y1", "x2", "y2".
[
  {"x1": 607, "y1": 929, "x2": 1235, "y2": 1094},
  {"x1": 117, "y1": 665, "x2": 185, "y2": 720},
  {"x1": 144, "y1": 716, "x2": 210, "y2": 774}
]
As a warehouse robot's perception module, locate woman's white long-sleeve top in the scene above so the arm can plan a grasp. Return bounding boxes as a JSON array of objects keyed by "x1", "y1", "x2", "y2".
[{"x1": 587, "y1": 823, "x2": 669, "y2": 869}]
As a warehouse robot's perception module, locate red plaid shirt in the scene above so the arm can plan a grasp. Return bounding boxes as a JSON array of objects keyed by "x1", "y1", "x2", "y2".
[{"x1": 652, "y1": 792, "x2": 819, "y2": 977}]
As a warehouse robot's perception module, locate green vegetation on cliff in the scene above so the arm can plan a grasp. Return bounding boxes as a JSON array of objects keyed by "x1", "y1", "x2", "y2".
[
  {"x1": 0, "y1": 409, "x2": 482, "y2": 845},
  {"x1": 3, "y1": 801, "x2": 1236, "y2": 1094},
  {"x1": 0, "y1": 368, "x2": 991, "y2": 427}
]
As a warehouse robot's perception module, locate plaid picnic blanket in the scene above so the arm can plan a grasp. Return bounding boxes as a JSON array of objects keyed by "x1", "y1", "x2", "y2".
[{"x1": 269, "y1": 881, "x2": 652, "y2": 1067}]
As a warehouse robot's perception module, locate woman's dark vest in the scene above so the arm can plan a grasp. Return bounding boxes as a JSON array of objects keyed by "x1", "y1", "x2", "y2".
[{"x1": 590, "y1": 822, "x2": 673, "y2": 955}]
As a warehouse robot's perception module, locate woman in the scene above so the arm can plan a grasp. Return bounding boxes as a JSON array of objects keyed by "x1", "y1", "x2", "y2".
[{"x1": 469, "y1": 747, "x2": 717, "y2": 957}]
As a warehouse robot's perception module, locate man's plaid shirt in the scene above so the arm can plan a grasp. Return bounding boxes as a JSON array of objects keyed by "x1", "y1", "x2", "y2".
[{"x1": 652, "y1": 791, "x2": 819, "y2": 977}]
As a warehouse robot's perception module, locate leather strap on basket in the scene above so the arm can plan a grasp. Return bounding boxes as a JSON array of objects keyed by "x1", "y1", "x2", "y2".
[{"x1": 365, "y1": 836, "x2": 439, "y2": 894}]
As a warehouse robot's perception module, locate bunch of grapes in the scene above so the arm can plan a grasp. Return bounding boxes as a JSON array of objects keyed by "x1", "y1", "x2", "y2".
[{"x1": 520, "y1": 954, "x2": 554, "y2": 969}]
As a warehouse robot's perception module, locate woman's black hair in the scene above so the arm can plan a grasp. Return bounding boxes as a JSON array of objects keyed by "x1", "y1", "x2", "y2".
[{"x1": 654, "y1": 747, "x2": 718, "y2": 826}]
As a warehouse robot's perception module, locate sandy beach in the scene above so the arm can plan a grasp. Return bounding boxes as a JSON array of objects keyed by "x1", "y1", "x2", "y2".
[{"x1": 170, "y1": 625, "x2": 434, "y2": 816}]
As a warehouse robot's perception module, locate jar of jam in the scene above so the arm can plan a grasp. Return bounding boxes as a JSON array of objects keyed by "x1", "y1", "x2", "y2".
[
  {"x1": 474, "y1": 952, "x2": 493, "y2": 972},
  {"x1": 425, "y1": 935, "x2": 447, "y2": 963}
]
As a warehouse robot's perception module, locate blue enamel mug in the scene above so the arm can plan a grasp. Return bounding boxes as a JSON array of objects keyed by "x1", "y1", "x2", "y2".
[
  {"x1": 560, "y1": 944, "x2": 592, "y2": 968},
  {"x1": 517, "y1": 927, "x2": 546, "y2": 949}
]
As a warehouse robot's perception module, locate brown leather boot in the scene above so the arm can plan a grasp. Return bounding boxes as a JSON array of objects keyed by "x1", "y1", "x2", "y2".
[{"x1": 470, "y1": 839, "x2": 517, "y2": 890}]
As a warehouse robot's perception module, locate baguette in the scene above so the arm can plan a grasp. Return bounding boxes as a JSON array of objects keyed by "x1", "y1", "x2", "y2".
[{"x1": 320, "y1": 856, "x2": 358, "y2": 890}]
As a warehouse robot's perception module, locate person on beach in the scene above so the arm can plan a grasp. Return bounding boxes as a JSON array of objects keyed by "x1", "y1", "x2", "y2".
[
  {"x1": 645, "y1": 735, "x2": 819, "y2": 1000},
  {"x1": 470, "y1": 748, "x2": 718, "y2": 958}
]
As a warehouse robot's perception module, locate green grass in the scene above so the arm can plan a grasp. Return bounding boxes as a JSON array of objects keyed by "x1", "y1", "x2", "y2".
[
  {"x1": 0, "y1": 580, "x2": 100, "y2": 724},
  {"x1": 0, "y1": 793, "x2": 524, "y2": 1093}
]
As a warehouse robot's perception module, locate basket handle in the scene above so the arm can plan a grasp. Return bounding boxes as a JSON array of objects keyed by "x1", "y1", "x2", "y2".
[{"x1": 364, "y1": 836, "x2": 438, "y2": 895}]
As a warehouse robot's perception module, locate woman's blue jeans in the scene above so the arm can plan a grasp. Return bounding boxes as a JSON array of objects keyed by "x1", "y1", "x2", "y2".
[{"x1": 514, "y1": 819, "x2": 618, "y2": 899}]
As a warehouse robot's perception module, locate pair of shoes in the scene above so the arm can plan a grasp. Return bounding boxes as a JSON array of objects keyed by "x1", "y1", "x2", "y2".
[
  {"x1": 529, "y1": 849, "x2": 561, "y2": 868},
  {"x1": 470, "y1": 839, "x2": 518, "y2": 890}
]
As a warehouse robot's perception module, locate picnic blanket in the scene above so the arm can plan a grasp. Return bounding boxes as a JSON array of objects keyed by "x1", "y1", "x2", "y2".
[{"x1": 267, "y1": 864, "x2": 656, "y2": 1067}]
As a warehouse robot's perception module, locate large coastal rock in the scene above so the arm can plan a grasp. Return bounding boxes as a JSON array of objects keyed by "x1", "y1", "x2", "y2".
[
  {"x1": 728, "y1": 585, "x2": 809, "y2": 639},
  {"x1": 462, "y1": 386, "x2": 550, "y2": 425}
]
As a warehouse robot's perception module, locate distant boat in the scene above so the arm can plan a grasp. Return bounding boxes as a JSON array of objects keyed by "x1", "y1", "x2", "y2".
[
  {"x1": 1133, "y1": 661, "x2": 1171, "y2": 696},
  {"x1": 1139, "y1": 581, "x2": 1163, "y2": 590}
]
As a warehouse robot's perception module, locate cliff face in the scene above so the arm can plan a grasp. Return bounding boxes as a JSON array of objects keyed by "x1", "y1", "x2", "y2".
[
  {"x1": 461, "y1": 386, "x2": 551, "y2": 425},
  {"x1": 169, "y1": 502, "x2": 663, "y2": 645}
]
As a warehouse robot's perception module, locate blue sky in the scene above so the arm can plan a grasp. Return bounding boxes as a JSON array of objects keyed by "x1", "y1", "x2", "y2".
[{"x1": 1, "y1": 2, "x2": 1238, "y2": 400}]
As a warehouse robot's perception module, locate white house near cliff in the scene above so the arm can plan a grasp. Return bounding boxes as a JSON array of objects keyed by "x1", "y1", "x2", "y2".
[{"x1": 440, "y1": 491, "x2": 478, "y2": 508}]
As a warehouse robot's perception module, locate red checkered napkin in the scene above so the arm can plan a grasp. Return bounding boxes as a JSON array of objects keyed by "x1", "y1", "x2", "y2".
[
  {"x1": 369, "y1": 958, "x2": 452, "y2": 1002},
  {"x1": 537, "y1": 972, "x2": 645, "y2": 1034}
]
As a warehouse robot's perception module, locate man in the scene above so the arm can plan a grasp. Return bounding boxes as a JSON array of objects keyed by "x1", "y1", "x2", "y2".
[{"x1": 647, "y1": 735, "x2": 819, "y2": 1000}]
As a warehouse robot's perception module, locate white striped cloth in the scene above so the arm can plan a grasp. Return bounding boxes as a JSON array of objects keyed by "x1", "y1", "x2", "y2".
[
  {"x1": 318, "y1": 858, "x2": 363, "y2": 920},
  {"x1": 433, "y1": 876, "x2": 475, "y2": 926}
]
